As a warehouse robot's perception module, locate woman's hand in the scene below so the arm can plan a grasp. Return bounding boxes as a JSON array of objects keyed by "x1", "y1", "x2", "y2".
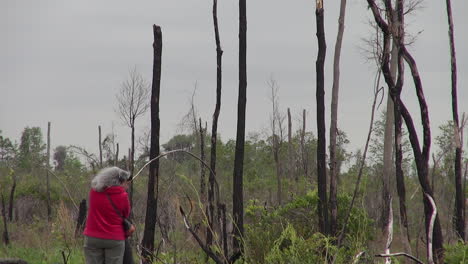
[{"x1": 126, "y1": 224, "x2": 136, "y2": 236}]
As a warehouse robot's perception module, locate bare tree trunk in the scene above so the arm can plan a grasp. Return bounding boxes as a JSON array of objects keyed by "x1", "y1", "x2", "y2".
[
  {"x1": 301, "y1": 109, "x2": 308, "y2": 179},
  {"x1": 394, "y1": 90, "x2": 412, "y2": 257},
  {"x1": 98, "y1": 125, "x2": 103, "y2": 168},
  {"x1": 141, "y1": 24, "x2": 162, "y2": 264},
  {"x1": 207, "y1": 0, "x2": 223, "y2": 251},
  {"x1": 445, "y1": 0, "x2": 465, "y2": 241},
  {"x1": 315, "y1": 0, "x2": 329, "y2": 235},
  {"x1": 46, "y1": 122, "x2": 51, "y2": 222},
  {"x1": 8, "y1": 174, "x2": 16, "y2": 222},
  {"x1": 232, "y1": 0, "x2": 246, "y2": 257},
  {"x1": 130, "y1": 125, "x2": 135, "y2": 208},
  {"x1": 287, "y1": 108, "x2": 293, "y2": 181},
  {"x1": 391, "y1": 25, "x2": 412, "y2": 255},
  {"x1": 329, "y1": 0, "x2": 347, "y2": 237},
  {"x1": 381, "y1": 42, "x2": 396, "y2": 231},
  {"x1": 75, "y1": 199, "x2": 87, "y2": 237},
  {"x1": 115, "y1": 143, "x2": 119, "y2": 166},
  {"x1": 199, "y1": 118, "x2": 206, "y2": 203},
  {"x1": 1, "y1": 194, "x2": 9, "y2": 245},
  {"x1": 367, "y1": 0, "x2": 444, "y2": 261}
]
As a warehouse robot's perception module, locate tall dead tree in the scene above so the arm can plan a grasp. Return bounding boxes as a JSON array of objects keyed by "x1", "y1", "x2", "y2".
[
  {"x1": 232, "y1": 0, "x2": 247, "y2": 257},
  {"x1": 329, "y1": 0, "x2": 347, "y2": 236},
  {"x1": 116, "y1": 67, "x2": 150, "y2": 207},
  {"x1": 315, "y1": 0, "x2": 329, "y2": 235},
  {"x1": 206, "y1": 0, "x2": 223, "y2": 251},
  {"x1": 367, "y1": 0, "x2": 444, "y2": 261},
  {"x1": 445, "y1": 0, "x2": 464, "y2": 241},
  {"x1": 46, "y1": 122, "x2": 51, "y2": 222},
  {"x1": 141, "y1": 25, "x2": 162, "y2": 264}
]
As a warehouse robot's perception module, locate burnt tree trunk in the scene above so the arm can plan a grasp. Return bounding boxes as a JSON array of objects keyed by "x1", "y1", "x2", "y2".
[
  {"x1": 232, "y1": 0, "x2": 247, "y2": 257},
  {"x1": 445, "y1": 0, "x2": 464, "y2": 241},
  {"x1": 301, "y1": 109, "x2": 308, "y2": 179},
  {"x1": 206, "y1": 0, "x2": 223, "y2": 251},
  {"x1": 1, "y1": 194, "x2": 9, "y2": 245},
  {"x1": 129, "y1": 124, "x2": 135, "y2": 208},
  {"x1": 141, "y1": 24, "x2": 162, "y2": 264},
  {"x1": 329, "y1": 0, "x2": 346, "y2": 237},
  {"x1": 315, "y1": 0, "x2": 329, "y2": 235},
  {"x1": 46, "y1": 122, "x2": 51, "y2": 222},
  {"x1": 75, "y1": 199, "x2": 87, "y2": 236},
  {"x1": 7, "y1": 174, "x2": 16, "y2": 222},
  {"x1": 367, "y1": 0, "x2": 444, "y2": 261},
  {"x1": 115, "y1": 143, "x2": 119, "y2": 166},
  {"x1": 287, "y1": 108, "x2": 293, "y2": 181},
  {"x1": 199, "y1": 118, "x2": 206, "y2": 203}
]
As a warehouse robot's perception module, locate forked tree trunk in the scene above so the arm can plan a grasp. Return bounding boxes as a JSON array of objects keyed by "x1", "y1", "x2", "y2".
[
  {"x1": 445, "y1": 0, "x2": 465, "y2": 241},
  {"x1": 329, "y1": 0, "x2": 347, "y2": 236},
  {"x1": 232, "y1": 0, "x2": 247, "y2": 256},
  {"x1": 315, "y1": 0, "x2": 329, "y2": 235},
  {"x1": 367, "y1": 0, "x2": 444, "y2": 261},
  {"x1": 141, "y1": 24, "x2": 162, "y2": 264}
]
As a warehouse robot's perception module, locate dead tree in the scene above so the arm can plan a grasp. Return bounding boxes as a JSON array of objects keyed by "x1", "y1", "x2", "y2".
[
  {"x1": 46, "y1": 122, "x2": 51, "y2": 222},
  {"x1": 7, "y1": 174, "x2": 16, "y2": 222},
  {"x1": 445, "y1": 0, "x2": 464, "y2": 241},
  {"x1": 233, "y1": 0, "x2": 247, "y2": 257},
  {"x1": 141, "y1": 24, "x2": 162, "y2": 264},
  {"x1": 206, "y1": 0, "x2": 224, "y2": 251},
  {"x1": 199, "y1": 119, "x2": 207, "y2": 203},
  {"x1": 301, "y1": 109, "x2": 308, "y2": 178},
  {"x1": 329, "y1": 0, "x2": 347, "y2": 236},
  {"x1": 1, "y1": 194, "x2": 9, "y2": 245},
  {"x1": 315, "y1": 0, "x2": 329, "y2": 235},
  {"x1": 116, "y1": 67, "x2": 150, "y2": 207},
  {"x1": 287, "y1": 108, "x2": 293, "y2": 181},
  {"x1": 367, "y1": 0, "x2": 444, "y2": 261},
  {"x1": 75, "y1": 199, "x2": 87, "y2": 237}
]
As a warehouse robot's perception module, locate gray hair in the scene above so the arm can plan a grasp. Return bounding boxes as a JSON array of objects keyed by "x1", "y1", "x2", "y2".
[{"x1": 91, "y1": 167, "x2": 131, "y2": 192}]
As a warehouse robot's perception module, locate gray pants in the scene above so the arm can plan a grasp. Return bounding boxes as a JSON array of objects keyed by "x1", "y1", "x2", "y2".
[{"x1": 84, "y1": 236, "x2": 125, "y2": 264}]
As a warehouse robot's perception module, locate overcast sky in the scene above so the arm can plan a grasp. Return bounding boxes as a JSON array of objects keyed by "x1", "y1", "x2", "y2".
[{"x1": 2, "y1": 0, "x2": 467, "y2": 159}]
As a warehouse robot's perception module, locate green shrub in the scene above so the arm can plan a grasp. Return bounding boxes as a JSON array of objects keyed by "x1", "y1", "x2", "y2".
[
  {"x1": 445, "y1": 242, "x2": 468, "y2": 264},
  {"x1": 244, "y1": 191, "x2": 373, "y2": 264}
]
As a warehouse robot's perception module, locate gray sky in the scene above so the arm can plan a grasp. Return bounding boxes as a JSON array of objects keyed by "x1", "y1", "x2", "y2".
[{"x1": 2, "y1": 0, "x2": 467, "y2": 159}]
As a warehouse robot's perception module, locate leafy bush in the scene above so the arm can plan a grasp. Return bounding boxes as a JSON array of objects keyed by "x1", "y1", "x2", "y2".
[
  {"x1": 244, "y1": 191, "x2": 373, "y2": 264},
  {"x1": 445, "y1": 242, "x2": 468, "y2": 264}
]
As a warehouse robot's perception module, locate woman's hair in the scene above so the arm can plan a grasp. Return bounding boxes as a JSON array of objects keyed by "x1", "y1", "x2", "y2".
[{"x1": 91, "y1": 167, "x2": 131, "y2": 192}]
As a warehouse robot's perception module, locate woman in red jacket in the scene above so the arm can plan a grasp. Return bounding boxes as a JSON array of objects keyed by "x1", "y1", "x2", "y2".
[{"x1": 83, "y1": 167, "x2": 135, "y2": 264}]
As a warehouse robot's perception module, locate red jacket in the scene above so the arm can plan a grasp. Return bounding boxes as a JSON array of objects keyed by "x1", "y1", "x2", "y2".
[{"x1": 83, "y1": 186, "x2": 130, "y2": 240}]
